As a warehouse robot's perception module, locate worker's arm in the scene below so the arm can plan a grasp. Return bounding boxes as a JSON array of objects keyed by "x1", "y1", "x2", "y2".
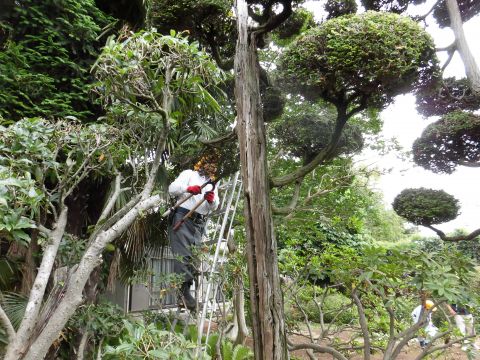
[{"x1": 168, "y1": 170, "x2": 194, "y2": 196}]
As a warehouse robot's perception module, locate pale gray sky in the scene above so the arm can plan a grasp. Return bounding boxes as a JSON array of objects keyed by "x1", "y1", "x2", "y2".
[{"x1": 304, "y1": 1, "x2": 480, "y2": 235}]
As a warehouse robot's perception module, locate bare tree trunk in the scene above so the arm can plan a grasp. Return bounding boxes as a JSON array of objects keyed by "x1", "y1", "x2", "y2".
[
  {"x1": 446, "y1": 0, "x2": 480, "y2": 95},
  {"x1": 234, "y1": 0, "x2": 287, "y2": 359}
]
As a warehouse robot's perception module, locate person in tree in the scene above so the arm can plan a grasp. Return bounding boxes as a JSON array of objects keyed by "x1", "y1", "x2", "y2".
[
  {"x1": 168, "y1": 154, "x2": 219, "y2": 311},
  {"x1": 446, "y1": 303, "x2": 477, "y2": 350},
  {"x1": 411, "y1": 300, "x2": 438, "y2": 348}
]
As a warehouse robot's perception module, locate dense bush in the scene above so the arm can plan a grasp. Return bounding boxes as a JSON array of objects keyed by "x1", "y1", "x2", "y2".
[
  {"x1": 0, "y1": 0, "x2": 113, "y2": 120},
  {"x1": 392, "y1": 188, "x2": 460, "y2": 225},
  {"x1": 279, "y1": 11, "x2": 439, "y2": 107}
]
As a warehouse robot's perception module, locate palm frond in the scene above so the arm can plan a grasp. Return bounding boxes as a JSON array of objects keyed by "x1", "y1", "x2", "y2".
[{"x1": 0, "y1": 291, "x2": 27, "y2": 330}]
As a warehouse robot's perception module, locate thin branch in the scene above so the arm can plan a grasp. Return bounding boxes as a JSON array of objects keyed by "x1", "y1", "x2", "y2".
[
  {"x1": 351, "y1": 289, "x2": 371, "y2": 360},
  {"x1": 441, "y1": 49, "x2": 456, "y2": 73},
  {"x1": 416, "y1": 0, "x2": 442, "y2": 21},
  {"x1": 272, "y1": 179, "x2": 302, "y2": 214},
  {"x1": 270, "y1": 106, "x2": 350, "y2": 188},
  {"x1": 425, "y1": 225, "x2": 480, "y2": 242},
  {"x1": 416, "y1": 334, "x2": 476, "y2": 359},
  {"x1": 97, "y1": 172, "x2": 122, "y2": 224},
  {"x1": 287, "y1": 340, "x2": 349, "y2": 360},
  {"x1": 0, "y1": 302, "x2": 16, "y2": 343}
]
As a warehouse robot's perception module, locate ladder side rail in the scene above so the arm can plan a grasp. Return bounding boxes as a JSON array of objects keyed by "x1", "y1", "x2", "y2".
[{"x1": 196, "y1": 172, "x2": 240, "y2": 353}]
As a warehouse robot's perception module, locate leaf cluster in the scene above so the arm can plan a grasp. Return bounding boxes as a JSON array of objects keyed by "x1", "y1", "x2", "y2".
[
  {"x1": 392, "y1": 188, "x2": 460, "y2": 226},
  {"x1": 93, "y1": 30, "x2": 225, "y2": 151},
  {"x1": 412, "y1": 111, "x2": 480, "y2": 173},
  {"x1": 271, "y1": 100, "x2": 364, "y2": 164},
  {"x1": 279, "y1": 11, "x2": 439, "y2": 109},
  {"x1": 416, "y1": 77, "x2": 480, "y2": 117},
  {"x1": 0, "y1": 0, "x2": 113, "y2": 121},
  {"x1": 0, "y1": 118, "x2": 125, "y2": 243}
]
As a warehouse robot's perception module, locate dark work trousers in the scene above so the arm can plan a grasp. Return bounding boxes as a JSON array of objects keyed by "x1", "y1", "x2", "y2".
[{"x1": 168, "y1": 209, "x2": 206, "y2": 284}]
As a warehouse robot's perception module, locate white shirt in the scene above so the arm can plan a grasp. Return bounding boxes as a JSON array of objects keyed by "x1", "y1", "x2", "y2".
[
  {"x1": 168, "y1": 170, "x2": 219, "y2": 215},
  {"x1": 411, "y1": 305, "x2": 433, "y2": 324}
]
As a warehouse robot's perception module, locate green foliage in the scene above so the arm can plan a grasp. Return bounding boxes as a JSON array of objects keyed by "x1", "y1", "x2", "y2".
[
  {"x1": 0, "y1": 292, "x2": 27, "y2": 330},
  {"x1": 324, "y1": 0, "x2": 357, "y2": 19},
  {"x1": 273, "y1": 8, "x2": 316, "y2": 43},
  {"x1": 360, "y1": 0, "x2": 426, "y2": 14},
  {"x1": 416, "y1": 77, "x2": 480, "y2": 117},
  {"x1": 393, "y1": 188, "x2": 460, "y2": 226},
  {"x1": 0, "y1": 118, "x2": 125, "y2": 243},
  {"x1": 271, "y1": 99, "x2": 364, "y2": 164},
  {"x1": 279, "y1": 11, "x2": 439, "y2": 108},
  {"x1": 68, "y1": 301, "x2": 126, "y2": 349},
  {"x1": 412, "y1": 111, "x2": 480, "y2": 173},
  {"x1": 93, "y1": 30, "x2": 225, "y2": 152},
  {"x1": 103, "y1": 319, "x2": 200, "y2": 359},
  {"x1": 0, "y1": 0, "x2": 113, "y2": 120}
]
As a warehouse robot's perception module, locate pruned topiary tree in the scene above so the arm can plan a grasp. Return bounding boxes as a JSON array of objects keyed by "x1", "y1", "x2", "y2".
[
  {"x1": 393, "y1": 188, "x2": 480, "y2": 242},
  {"x1": 392, "y1": 188, "x2": 460, "y2": 226},
  {"x1": 412, "y1": 111, "x2": 480, "y2": 173},
  {"x1": 274, "y1": 10, "x2": 439, "y2": 187}
]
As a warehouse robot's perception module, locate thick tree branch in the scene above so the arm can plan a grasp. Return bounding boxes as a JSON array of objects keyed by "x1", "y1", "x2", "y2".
[
  {"x1": 272, "y1": 179, "x2": 302, "y2": 214},
  {"x1": 251, "y1": 0, "x2": 293, "y2": 35},
  {"x1": 0, "y1": 302, "x2": 15, "y2": 343},
  {"x1": 270, "y1": 105, "x2": 350, "y2": 188},
  {"x1": 4, "y1": 207, "x2": 68, "y2": 360},
  {"x1": 446, "y1": 0, "x2": 480, "y2": 95},
  {"x1": 425, "y1": 225, "x2": 480, "y2": 242},
  {"x1": 97, "y1": 172, "x2": 122, "y2": 224},
  {"x1": 19, "y1": 194, "x2": 163, "y2": 360},
  {"x1": 458, "y1": 160, "x2": 480, "y2": 167}
]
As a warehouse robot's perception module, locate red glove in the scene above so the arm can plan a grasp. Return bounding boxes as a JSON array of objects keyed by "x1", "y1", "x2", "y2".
[
  {"x1": 204, "y1": 191, "x2": 215, "y2": 203},
  {"x1": 187, "y1": 185, "x2": 201, "y2": 195}
]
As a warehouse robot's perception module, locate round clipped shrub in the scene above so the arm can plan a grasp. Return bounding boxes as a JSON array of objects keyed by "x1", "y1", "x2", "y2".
[
  {"x1": 392, "y1": 188, "x2": 460, "y2": 226},
  {"x1": 279, "y1": 11, "x2": 439, "y2": 107},
  {"x1": 412, "y1": 111, "x2": 480, "y2": 173}
]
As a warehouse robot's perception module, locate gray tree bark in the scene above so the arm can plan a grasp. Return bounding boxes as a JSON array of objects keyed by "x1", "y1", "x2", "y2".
[
  {"x1": 446, "y1": 0, "x2": 480, "y2": 95},
  {"x1": 234, "y1": 0, "x2": 287, "y2": 359}
]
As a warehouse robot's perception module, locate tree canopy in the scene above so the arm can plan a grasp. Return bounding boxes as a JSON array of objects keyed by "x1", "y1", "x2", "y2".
[
  {"x1": 412, "y1": 111, "x2": 480, "y2": 173},
  {"x1": 279, "y1": 11, "x2": 439, "y2": 109},
  {"x1": 392, "y1": 188, "x2": 460, "y2": 226}
]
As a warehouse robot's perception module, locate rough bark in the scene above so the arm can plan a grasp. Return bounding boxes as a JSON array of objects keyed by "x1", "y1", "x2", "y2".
[
  {"x1": 446, "y1": 0, "x2": 480, "y2": 95},
  {"x1": 234, "y1": 0, "x2": 287, "y2": 359}
]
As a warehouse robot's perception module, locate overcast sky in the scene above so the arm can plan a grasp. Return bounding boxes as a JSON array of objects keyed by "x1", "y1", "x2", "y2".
[{"x1": 304, "y1": 1, "x2": 480, "y2": 235}]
